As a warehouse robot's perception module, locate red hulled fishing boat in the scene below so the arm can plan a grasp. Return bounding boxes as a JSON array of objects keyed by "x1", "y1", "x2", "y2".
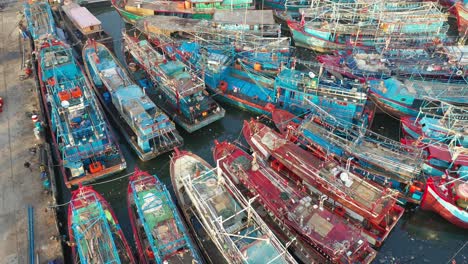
[
  {"x1": 213, "y1": 141, "x2": 376, "y2": 263},
  {"x1": 68, "y1": 185, "x2": 136, "y2": 263},
  {"x1": 420, "y1": 176, "x2": 468, "y2": 229},
  {"x1": 243, "y1": 119, "x2": 404, "y2": 247}
]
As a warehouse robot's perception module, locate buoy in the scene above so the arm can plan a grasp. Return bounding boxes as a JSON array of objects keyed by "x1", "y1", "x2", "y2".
[
  {"x1": 254, "y1": 62, "x2": 262, "y2": 71},
  {"x1": 89, "y1": 162, "x2": 103, "y2": 174},
  {"x1": 456, "y1": 70, "x2": 463, "y2": 76},
  {"x1": 218, "y1": 80, "x2": 228, "y2": 93},
  {"x1": 31, "y1": 115, "x2": 39, "y2": 122}
]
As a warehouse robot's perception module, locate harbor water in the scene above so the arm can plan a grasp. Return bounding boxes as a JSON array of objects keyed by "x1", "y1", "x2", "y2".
[{"x1": 54, "y1": 6, "x2": 468, "y2": 263}]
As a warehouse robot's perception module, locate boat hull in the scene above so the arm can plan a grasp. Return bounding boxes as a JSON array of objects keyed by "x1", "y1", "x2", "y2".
[
  {"x1": 420, "y1": 178, "x2": 468, "y2": 229},
  {"x1": 37, "y1": 41, "x2": 126, "y2": 188},
  {"x1": 82, "y1": 42, "x2": 183, "y2": 161},
  {"x1": 287, "y1": 20, "x2": 346, "y2": 52},
  {"x1": 68, "y1": 186, "x2": 136, "y2": 263}
]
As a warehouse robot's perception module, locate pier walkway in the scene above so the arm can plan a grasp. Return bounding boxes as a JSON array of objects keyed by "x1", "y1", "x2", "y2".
[{"x1": 0, "y1": 2, "x2": 63, "y2": 263}]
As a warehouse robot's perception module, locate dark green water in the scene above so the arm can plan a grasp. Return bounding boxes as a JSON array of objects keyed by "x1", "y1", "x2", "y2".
[{"x1": 57, "y1": 7, "x2": 468, "y2": 263}]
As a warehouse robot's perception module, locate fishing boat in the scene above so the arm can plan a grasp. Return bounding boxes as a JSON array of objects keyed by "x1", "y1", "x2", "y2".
[
  {"x1": 287, "y1": 1, "x2": 449, "y2": 52},
  {"x1": 150, "y1": 34, "x2": 369, "y2": 123},
  {"x1": 318, "y1": 45, "x2": 468, "y2": 80},
  {"x1": 136, "y1": 10, "x2": 281, "y2": 37},
  {"x1": 59, "y1": 1, "x2": 112, "y2": 51},
  {"x1": 213, "y1": 141, "x2": 376, "y2": 263},
  {"x1": 170, "y1": 148, "x2": 297, "y2": 264},
  {"x1": 272, "y1": 109, "x2": 425, "y2": 205},
  {"x1": 37, "y1": 40, "x2": 126, "y2": 188},
  {"x1": 401, "y1": 116, "x2": 468, "y2": 148},
  {"x1": 368, "y1": 78, "x2": 468, "y2": 117},
  {"x1": 401, "y1": 138, "x2": 468, "y2": 177},
  {"x1": 127, "y1": 168, "x2": 202, "y2": 263},
  {"x1": 243, "y1": 119, "x2": 404, "y2": 247},
  {"x1": 454, "y1": 1, "x2": 468, "y2": 42},
  {"x1": 23, "y1": 1, "x2": 57, "y2": 42},
  {"x1": 111, "y1": 0, "x2": 255, "y2": 24},
  {"x1": 123, "y1": 32, "x2": 225, "y2": 133},
  {"x1": 420, "y1": 175, "x2": 468, "y2": 229},
  {"x1": 83, "y1": 40, "x2": 183, "y2": 161},
  {"x1": 68, "y1": 185, "x2": 136, "y2": 263}
]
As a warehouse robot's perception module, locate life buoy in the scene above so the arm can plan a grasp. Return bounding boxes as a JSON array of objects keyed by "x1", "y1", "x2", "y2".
[
  {"x1": 456, "y1": 70, "x2": 463, "y2": 76},
  {"x1": 218, "y1": 81, "x2": 228, "y2": 93}
]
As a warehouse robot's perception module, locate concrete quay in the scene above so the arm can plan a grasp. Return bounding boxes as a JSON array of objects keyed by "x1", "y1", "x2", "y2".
[{"x1": 0, "y1": 2, "x2": 63, "y2": 263}]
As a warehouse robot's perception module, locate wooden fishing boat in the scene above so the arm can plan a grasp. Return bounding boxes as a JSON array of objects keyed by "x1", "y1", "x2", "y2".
[
  {"x1": 287, "y1": 1, "x2": 450, "y2": 52},
  {"x1": 23, "y1": 1, "x2": 57, "y2": 43},
  {"x1": 401, "y1": 138, "x2": 468, "y2": 177},
  {"x1": 400, "y1": 102, "x2": 468, "y2": 147},
  {"x1": 368, "y1": 78, "x2": 468, "y2": 117},
  {"x1": 82, "y1": 40, "x2": 183, "y2": 161},
  {"x1": 111, "y1": 0, "x2": 255, "y2": 23},
  {"x1": 170, "y1": 148, "x2": 297, "y2": 264},
  {"x1": 136, "y1": 10, "x2": 281, "y2": 37},
  {"x1": 59, "y1": 2, "x2": 112, "y2": 51},
  {"x1": 68, "y1": 185, "x2": 136, "y2": 263},
  {"x1": 243, "y1": 119, "x2": 404, "y2": 247},
  {"x1": 37, "y1": 40, "x2": 126, "y2": 188},
  {"x1": 454, "y1": 2, "x2": 468, "y2": 42},
  {"x1": 318, "y1": 45, "x2": 468, "y2": 80},
  {"x1": 272, "y1": 109, "x2": 425, "y2": 205},
  {"x1": 127, "y1": 167, "x2": 202, "y2": 263},
  {"x1": 213, "y1": 141, "x2": 376, "y2": 263},
  {"x1": 123, "y1": 32, "x2": 225, "y2": 133},
  {"x1": 421, "y1": 176, "x2": 468, "y2": 229}
]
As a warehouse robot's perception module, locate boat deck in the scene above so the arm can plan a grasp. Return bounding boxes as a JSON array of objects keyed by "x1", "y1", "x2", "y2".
[{"x1": 253, "y1": 125, "x2": 393, "y2": 218}]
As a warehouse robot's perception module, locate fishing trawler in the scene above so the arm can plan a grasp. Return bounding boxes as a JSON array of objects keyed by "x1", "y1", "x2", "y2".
[
  {"x1": 136, "y1": 10, "x2": 281, "y2": 37},
  {"x1": 421, "y1": 175, "x2": 468, "y2": 229},
  {"x1": 23, "y1": 1, "x2": 57, "y2": 42},
  {"x1": 149, "y1": 34, "x2": 368, "y2": 123},
  {"x1": 272, "y1": 109, "x2": 425, "y2": 205},
  {"x1": 127, "y1": 168, "x2": 202, "y2": 263},
  {"x1": 37, "y1": 40, "x2": 126, "y2": 188},
  {"x1": 318, "y1": 45, "x2": 468, "y2": 81},
  {"x1": 170, "y1": 148, "x2": 297, "y2": 264},
  {"x1": 111, "y1": 0, "x2": 255, "y2": 24},
  {"x1": 82, "y1": 40, "x2": 183, "y2": 161},
  {"x1": 243, "y1": 119, "x2": 404, "y2": 247},
  {"x1": 68, "y1": 185, "x2": 136, "y2": 263},
  {"x1": 59, "y1": 1, "x2": 112, "y2": 51},
  {"x1": 213, "y1": 141, "x2": 376, "y2": 263},
  {"x1": 401, "y1": 138, "x2": 468, "y2": 177},
  {"x1": 400, "y1": 100, "x2": 468, "y2": 147},
  {"x1": 287, "y1": 1, "x2": 450, "y2": 52},
  {"x1": 368, "y1": 78, "x2": 468, "y2": 117},
  {"x1": 123, "y1": 32, "x2": 225, "y2": 133}
]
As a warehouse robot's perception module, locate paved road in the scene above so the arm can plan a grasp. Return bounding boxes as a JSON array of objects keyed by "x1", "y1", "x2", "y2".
[{"x1": 0, "y1": 3, "x2": 62, "y2": 263}]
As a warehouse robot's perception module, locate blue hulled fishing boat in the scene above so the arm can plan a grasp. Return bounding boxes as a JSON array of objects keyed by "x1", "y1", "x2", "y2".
[
  {"x1": 287, "y1": 1, "x2": 450, "y2": 52},
  {"x1": 123, "y1": 32, "x2": 225, "y2": 133},
  {"x1": 368, "y1": 78, "x2": 468, "y2": 117},
  {"x1": 82, "y1": 41, "x2": 183, "y2": 161},
  {"x1": 168, "y1": 40, "x2": 369, "y2": 124},
  {"x1": 318, "y1": 45, "x2": 468, "y2": 81},
  {"x1": 37, "y1": 40, "x2": 126, "y2": 188},
  {"x1": 23, "y1": 1, "x2": 57, "y2": 42},
  {"x1": 127, "y1": 168, "x2": 202, "y2": 263},
  {"x1": 68, "y1": 185, "x2": 136, "y2": 263}
]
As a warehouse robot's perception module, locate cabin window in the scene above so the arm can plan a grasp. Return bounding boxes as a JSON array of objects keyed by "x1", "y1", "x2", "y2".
[
  {"x1": 290, "y1": 91, "x2": 296, "y2": 99},
  {"x1": 90, "y1": 26, "x2": 94, "y2": 31}
]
